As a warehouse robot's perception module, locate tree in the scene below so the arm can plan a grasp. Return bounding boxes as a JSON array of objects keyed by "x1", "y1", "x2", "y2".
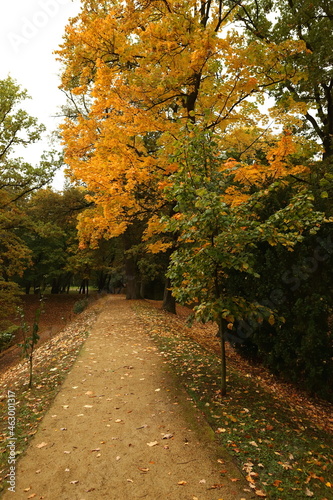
[
  {"x1": 19, "y1": 186, "x2": 90, "y2": 294},
  {"x1": 163, "y1": 128, "x2": 326, "y2": 395},
  {"x1": 222, "y1": 1, "x2": 333, "y2": 399},
  {"x1": 233, "y1": 0, "x2": 333, "y2": 160},
  {"x1": 0, "y1": 76, "x2": 58, "y2": 336},
  {"x1": 57, "y1": 0, "x2": 305, "y2": 304}
]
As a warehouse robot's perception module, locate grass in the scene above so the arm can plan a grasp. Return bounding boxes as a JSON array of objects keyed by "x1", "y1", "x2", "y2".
[{"x1": 133, "y1": 301, "x2": 333, "y2": 500}]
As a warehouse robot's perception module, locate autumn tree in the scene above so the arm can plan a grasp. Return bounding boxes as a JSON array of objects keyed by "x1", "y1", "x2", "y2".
[
  {"x1": 233, "y1": 0, "x2": 333, "y2": 159},
  {"x1": 217, "y1": 0, "x2": 333, "y2": 399},
  {"x1": 56, "y1": 1, "x2": 333, "y2": 396},
  {"x1": 0, "y1": 76, "x2": 58, "y2": 341},
  {"x1": 57, "y1": 0, "x2": 305, "y2": 305},
  {"x1": 17, "y1": 186, "x2": 90, "y2": 294},
  {"x1": 163, "y1": 128, "x2": 328, "y2": 395}
]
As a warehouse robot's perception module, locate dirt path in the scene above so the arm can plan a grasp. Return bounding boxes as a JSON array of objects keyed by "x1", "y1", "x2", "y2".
[{"x1": 2, "y1": 296, "x2": 251, "y2": 500}]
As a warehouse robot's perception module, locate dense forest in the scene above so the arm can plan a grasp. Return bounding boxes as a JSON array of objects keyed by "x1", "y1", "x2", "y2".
[{"x1": 1, "y1": 0, "x2": 333, "y2": 401}]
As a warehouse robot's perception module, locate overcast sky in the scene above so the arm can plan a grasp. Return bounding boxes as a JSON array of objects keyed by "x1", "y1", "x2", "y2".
[{"x1": 0, "y1": 0, "x2": 82, "y2": 188}]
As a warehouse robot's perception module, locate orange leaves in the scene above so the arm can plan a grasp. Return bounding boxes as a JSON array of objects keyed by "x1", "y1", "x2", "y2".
[
  {"x1": 57, "y1": 0, "x2": 314, "y2": 256},
  {"x1": 219, "y1": 132, "x2": 309, "y2": 208}
]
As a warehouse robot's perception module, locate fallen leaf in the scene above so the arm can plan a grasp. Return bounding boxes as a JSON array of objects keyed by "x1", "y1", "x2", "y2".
[
  {"x1": 147, "y1": 441, "x2": 158, "y2": 447},
  {"x1": 178, "y1": 481, "x2": 187, "y2": 485},
  {"x1": 255, "y1": 490, "x2": 267, "y2": 497},
  {"x1": 216, "y1": 428, "x2": 226, "y2": 433},
  {"x1": 138, "y1": 467, "x2": 149, "y2": 473},
  {"x1": 70, "y1": 480, "x2": 79, "y2": 485},
  {"x1": 249, "y1": 441, "x2": 259, "y2": 447},
  {"x1": 27, "y1": 495, "x2": 36, "y2": 499},
  {"x1": 36, "y1": 442, "x2": 48, "y2": 449},
  {"x1": 115, "y1": 419, "x2": 122, "y2": 423},
  {"x1": 305, "y1": 488, "x2": 314, "y2": 497},
  {"x1": 84, "y1": 405, "x2": 93, "y2": 408},
  {"x1": 207, "y1": 484, "x2": 224, "y2": 490},
  {"x1": 162, "y1": 433, "x2": 173, "y2": 439},
  {"x1": 199, "y1": 479, "x2": 206, "y2": 484}
]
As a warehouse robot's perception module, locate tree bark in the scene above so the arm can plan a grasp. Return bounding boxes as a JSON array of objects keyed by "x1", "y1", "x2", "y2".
[
  {"x1": 122, "y1": 226, "x2": 143, "y2": 300},
  {"x1": 218, "y1": 315, "x2": 227, "y2": 396},
  {"x1": 125, "y1": 256, "x2": 142, "y2": 299},
  {"x1": 162, "y1": 277, "x2": 176, "y2": 314}
]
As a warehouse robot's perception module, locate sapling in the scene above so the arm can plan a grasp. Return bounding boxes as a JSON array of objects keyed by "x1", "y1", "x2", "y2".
[{"x1": 19, "y1": 296, "x2": 44, "y2": 388}]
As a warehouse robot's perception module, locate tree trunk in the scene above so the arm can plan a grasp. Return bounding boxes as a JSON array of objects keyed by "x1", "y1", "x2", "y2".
[
  {"x1": 79, "y1": 279, "x2": 89, "y2": 295},
  {"x1": 51, "y1": 278, "x2": 60, "y2": 294},
  {"x1": 162, "y1": 277, "x2": 176, "y2": 314},
  {"x1": 125, "y1": 269, "x2": 141, "y2": 299},
  {"x1": 123, "y1": 229, "x2": 142, "y2": 300},
  {"x1": 218, "y1": 316, "x2": 227, "y2": 396}
]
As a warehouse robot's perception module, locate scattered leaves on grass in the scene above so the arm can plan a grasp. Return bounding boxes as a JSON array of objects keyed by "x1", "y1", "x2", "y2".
[{"x1": 134, "y1": 301, "x2": 333, "y2": 500}]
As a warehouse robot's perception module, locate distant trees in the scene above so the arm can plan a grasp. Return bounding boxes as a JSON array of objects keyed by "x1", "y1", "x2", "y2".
[{"x1": 0, "y1": 76, "x2": 58, "y2": 343}]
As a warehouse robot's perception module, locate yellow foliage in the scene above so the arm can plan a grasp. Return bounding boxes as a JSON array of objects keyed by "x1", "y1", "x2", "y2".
[{"x1": 56, "y1": 0, "x2": 308, "y2": 247}]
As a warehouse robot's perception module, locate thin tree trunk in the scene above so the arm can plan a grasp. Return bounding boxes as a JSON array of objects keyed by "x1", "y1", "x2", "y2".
[
  {"x1": 28, "y1": 353, "x2": 33, "y2": 388},
  {"x1": 218, "y1": 315, "x2": 227, "y2": 396},
  {"x1": 162, "y1": 277, "x2": 176, "y2": 314}
]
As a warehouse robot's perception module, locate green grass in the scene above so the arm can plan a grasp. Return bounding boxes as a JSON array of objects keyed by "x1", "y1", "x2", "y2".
[{"x1": 134, "y1": 302, "x2": 333, "y2": 500}]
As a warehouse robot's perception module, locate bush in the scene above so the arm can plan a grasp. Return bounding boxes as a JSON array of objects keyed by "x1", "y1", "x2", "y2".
[
  {"x1": 0, "y1": 326, "x2": 18, "y2": 352},
  {"x1": 73, "y1": 298, "x2": 89, "y2": 314}
]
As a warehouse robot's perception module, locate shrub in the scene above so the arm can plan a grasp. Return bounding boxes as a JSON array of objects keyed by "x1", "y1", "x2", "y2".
[{"x1": 73, "y1": 298, "x2": 89, "y2": 314}]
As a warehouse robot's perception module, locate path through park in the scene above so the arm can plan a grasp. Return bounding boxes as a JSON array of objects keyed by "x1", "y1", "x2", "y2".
[{"x1": 3, "y1": 296, "x2": 251, "y2": 500}]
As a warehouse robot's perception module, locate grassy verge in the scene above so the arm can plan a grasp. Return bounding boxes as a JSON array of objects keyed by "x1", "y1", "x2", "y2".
[
  {"x1": 0, "y1": 309, "x2": 96, "y2": 495},
  {"x1": 134, "y1": 302, "x2": 333, "y2": 500}
]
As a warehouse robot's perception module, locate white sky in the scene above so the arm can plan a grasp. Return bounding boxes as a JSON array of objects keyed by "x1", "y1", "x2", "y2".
[{"x1": 0, "y1": 0, "x2": 82, "y2": 189}]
